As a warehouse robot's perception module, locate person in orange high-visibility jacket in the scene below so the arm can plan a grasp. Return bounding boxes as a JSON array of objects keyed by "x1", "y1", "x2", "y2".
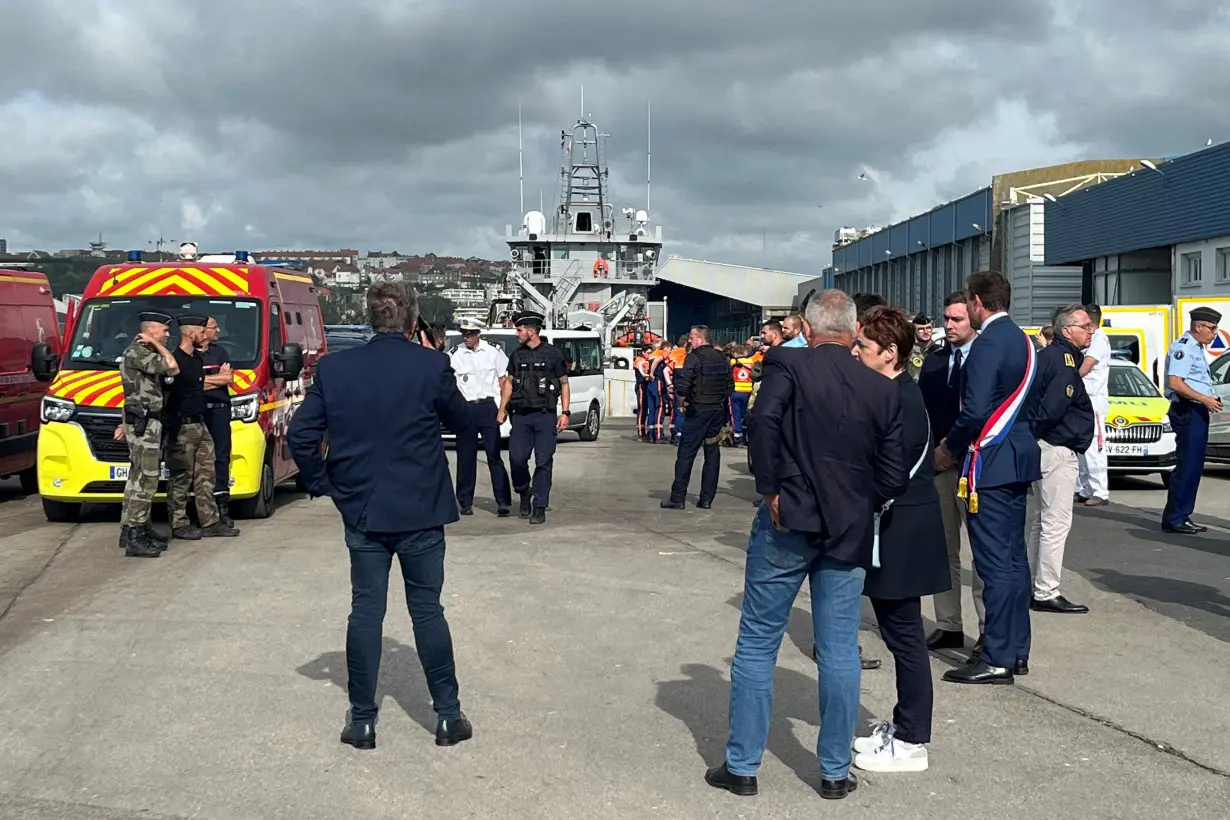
[
  {"x1": 729, "y1": 345, "x2": 758, "y2": 445},
  {"x1": 633, "y1": 348, "x2": 652, "y2": 440},
  {"x1": 643, "y1": 344, "x2": 670, "y2": 442},
  {"x1": 667, "y1": 340, "x2": 688, "y2": 443}
]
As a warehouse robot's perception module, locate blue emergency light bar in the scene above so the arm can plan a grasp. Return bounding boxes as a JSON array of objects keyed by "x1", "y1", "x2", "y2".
[
  {"x1": 127, "y1": 250, "x2": 141, "y2": 261},
  {"x1": 235, "y1": 251, "x2": 250, "y2": 261}
]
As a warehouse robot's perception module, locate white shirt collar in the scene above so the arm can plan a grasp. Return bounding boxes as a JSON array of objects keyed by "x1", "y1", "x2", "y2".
[{"x1": 977, "y1": 311, "x2": 1008, "y2": 333}]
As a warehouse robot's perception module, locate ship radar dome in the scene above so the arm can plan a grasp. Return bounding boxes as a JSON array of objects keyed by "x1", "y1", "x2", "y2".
[
  {"x1": 523, "y1": 210, "x2": 547, "y2": 235},
  {"x1": 635, "y1": 210, "x2": 649, "y2": 224}
]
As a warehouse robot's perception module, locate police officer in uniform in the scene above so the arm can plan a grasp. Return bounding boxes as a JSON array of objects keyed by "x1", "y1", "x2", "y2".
[
  {"x1": 165, "y1": 315, "x2": 240, "y2": 540},
  {"x1": 118, "y1": 311, "x2": 180, "y2": 557},
  {"x1": 199, "y1": 315, "x2": 235, "y2": 526},
  {"x1": 498, "y1": 311, "x2": 570, "y2": 524},
  {"x1": 661, "y1": 324, "x2": 734, "y2": 509},
  {"x1": 1161, "y1": 306, "x2": 1223, "y2": 534},
  {"x1": 1025, "y1": 303, "x2": 1095, "y2": 613}
]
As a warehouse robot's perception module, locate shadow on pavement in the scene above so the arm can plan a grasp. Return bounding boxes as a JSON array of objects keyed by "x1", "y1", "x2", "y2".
[
  {"x1": 1085, "y1": 567, "x2": 1230, "y2": 642},
  {"x1": 296, "y1": 637, "x2": 439, "y2": 736}
]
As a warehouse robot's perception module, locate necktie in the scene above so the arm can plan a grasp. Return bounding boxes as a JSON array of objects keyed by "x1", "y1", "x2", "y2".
[{"x1": 949, "y1": 348, "x2": 963, "y2": 391}]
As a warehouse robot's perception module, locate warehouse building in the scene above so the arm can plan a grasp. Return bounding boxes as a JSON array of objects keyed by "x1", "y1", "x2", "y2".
[
  {"x1": 831, "y1": 160, "x2": 1151, "y2": 321},
  {"x1": 1045, "y1": 141, "x2": 1230, "y2": 306}
]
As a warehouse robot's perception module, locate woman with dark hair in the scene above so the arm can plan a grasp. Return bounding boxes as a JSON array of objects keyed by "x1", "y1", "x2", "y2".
[{"x1": 849, "y1": 305, "x2": 950, "y2": 773}]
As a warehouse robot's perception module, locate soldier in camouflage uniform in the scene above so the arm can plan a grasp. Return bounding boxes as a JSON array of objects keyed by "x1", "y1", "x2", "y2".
[
  {"x1": 906, "y1": 313, "x2": 942, "y2": 380},
  {"x1": 165, "y1": 315, "x2": 240, "y2": 540},
  {"x1": 119, "y1": 311, "x2": 180, "y2": 557}
]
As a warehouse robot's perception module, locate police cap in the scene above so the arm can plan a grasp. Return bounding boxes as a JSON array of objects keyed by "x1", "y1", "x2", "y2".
[
  {"x1": 138, "y1": 311, "x2": 173, "y2": 325},
  {"x1": 913, "y1": 313, "x2": 931, "y2": 325},
  {"x1": 1190, "y1": 306, "x2": 1222, "y2": 325},
  {"x1": 177, "y1": 314, "x2": 208, "y2": 327},
  {"x1": 458, "y1": 317, "x2": 486, "y2": 333},
  {"x1": 512, "y1": 310, "x2": 544, "y2": 329}
]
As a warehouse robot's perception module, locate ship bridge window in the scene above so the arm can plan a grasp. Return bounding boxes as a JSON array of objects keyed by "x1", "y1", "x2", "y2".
[
  {"x1": 574, "y1": 212, "x2": 593, "y2": 232},
  {"x1": 553, "y1": 246, "x2": 570, "y2": 259}
]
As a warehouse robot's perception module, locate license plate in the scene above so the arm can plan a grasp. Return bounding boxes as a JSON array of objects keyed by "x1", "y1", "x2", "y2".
[
  {"x1": 1108, "y1": 444, "x2": 1147, "y2": 456},
  {"x1": 109, "y1": 465, "x2": 171, "y2": 480}
]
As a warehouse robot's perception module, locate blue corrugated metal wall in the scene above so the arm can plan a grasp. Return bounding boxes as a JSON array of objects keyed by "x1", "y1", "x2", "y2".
[
  {"x1": 1045, "y1": 142, "x2": 1230, "y2": 264},
  {"x1": 831, "y1": 187, "x2": 994, "y2": 272}
]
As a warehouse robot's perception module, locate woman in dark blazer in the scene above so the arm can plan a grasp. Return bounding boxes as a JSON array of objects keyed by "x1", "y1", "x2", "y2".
[{"x1": 850, "y1": 305, "x2": 951, "y2": 774}]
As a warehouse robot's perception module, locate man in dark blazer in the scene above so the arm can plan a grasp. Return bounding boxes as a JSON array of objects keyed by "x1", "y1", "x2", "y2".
[
  {"x1": 704, "y1": 289, "x2": 909, "y2": 801},
  {"x1": 288, "y1": 281, "x2": 475, "y2": 750},
  {"x1": 935, "y1": 271, "x2": 1041, "y2": 684}
]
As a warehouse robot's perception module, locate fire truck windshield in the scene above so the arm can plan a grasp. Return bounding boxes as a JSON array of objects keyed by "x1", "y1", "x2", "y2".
[{"x1": 65, "y1": 297, "x2": 263, "y2": 369}]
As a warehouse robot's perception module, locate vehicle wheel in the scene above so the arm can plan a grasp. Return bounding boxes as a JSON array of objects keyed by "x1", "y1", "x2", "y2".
[
  {"x1": 232, "y1": 446, "x2": 276, "y2": 519},
  {"x1": 18, "y1": 465, "x2": 38, "y2": 495},
  {"x1": 42, "y1": 498, "x2": 81, "y2": 523},
  {"x1": 1160, "y1": 471, "x2": 1172, "y2": 488},
  {"x1": 577, "y1": 402, "x2": 601, "y2": 441}
]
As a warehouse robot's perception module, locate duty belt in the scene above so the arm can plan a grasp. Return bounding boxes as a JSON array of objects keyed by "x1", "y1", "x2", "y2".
[
  {"x1": 467, "y1": 397, "x2": 495, "y2": 404},
  {"x1": 178, "y1": 415, "x2": 206, "y2": 425}
]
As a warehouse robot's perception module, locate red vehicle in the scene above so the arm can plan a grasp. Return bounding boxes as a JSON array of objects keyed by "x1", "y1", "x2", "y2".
[
  {"x1": 31, "y1": 251, "x2": 325, "y2": 521},
  {"x1": 0, "y1": 268, "x2": 62, "y2": 493}
]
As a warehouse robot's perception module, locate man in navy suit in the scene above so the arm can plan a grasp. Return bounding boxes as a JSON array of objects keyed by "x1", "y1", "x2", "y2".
[
  {"x1": 935, "y1": 271, "x2": 1040, "y2": 684},
  {"x1": 288, "y1": 281, "x2": 475, "y2": 749}
]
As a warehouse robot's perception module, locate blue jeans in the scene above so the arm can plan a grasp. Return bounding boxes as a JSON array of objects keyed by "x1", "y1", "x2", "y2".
[
  {"x1": 344, "y1": 524, "x2": 461, "y2": 723},
  {"x1": 726, "y1": 503, "x2": 866, "y2": 780}
]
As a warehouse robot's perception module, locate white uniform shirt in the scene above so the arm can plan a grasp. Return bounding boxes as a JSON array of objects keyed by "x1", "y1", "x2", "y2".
[
  {"x1": 1082, "y1": 328, "x2": 1111, "y2": 409},
  {"x1": 449, "y1": 339, "x2": 508, "y2": 401}
]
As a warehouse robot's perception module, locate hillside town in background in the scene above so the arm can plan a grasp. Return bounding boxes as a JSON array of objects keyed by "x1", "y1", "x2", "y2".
[{"x1": 0, "y1": 235, "x2": 511, "y2": 326}]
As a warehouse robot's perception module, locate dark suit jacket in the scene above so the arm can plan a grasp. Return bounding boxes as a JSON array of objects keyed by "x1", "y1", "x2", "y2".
[
  {"x1": 917, "y1": 343, "x2": 962, "y2": 444},
  {"x1": 864, "y1": 373, "x2": 950, "y2": 600},
  {"x1": 944, "y1": 315, "x2": 1042, "y2": 488},
  {"x1": 288, "y1": 332, "x2": 472, "y2": 533},
  {"x1": 749, "y1": 344, "x2": 910, "y2": 568}
]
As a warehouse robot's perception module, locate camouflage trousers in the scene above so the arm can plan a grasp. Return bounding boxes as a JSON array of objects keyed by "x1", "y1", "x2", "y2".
[
  {"x1": 122, "y1": 419, "x2": 163, "y2": 526},
  {"x1": 166, "y1": 422, "x2": 220, "y2": 530}
]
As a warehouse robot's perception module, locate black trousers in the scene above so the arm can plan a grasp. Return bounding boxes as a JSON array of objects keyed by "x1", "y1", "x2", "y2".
[
  {"x1": 203, "y1": 403, "x2": 232, "y2": 504},
  {"x1": 869, "y1": 595, "x2": 932, "y2": 744},
  {"x1": 455, "y1": 400, "x2": 511, "y2": 508},
  {"x1": 509, "y1": 410, "x2": 557, "y2": 508},
  {"x1": 668, "y1": 407, "x2": 726, "y2": 504}
]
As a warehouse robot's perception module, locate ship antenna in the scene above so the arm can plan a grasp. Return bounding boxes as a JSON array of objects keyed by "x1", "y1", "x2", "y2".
[
  {"x1": 518, "y1": 102, "x2": 525, "y2": 216},
  {"x1": 646, "y1": 99, "x2": 651, "y2": 214}
]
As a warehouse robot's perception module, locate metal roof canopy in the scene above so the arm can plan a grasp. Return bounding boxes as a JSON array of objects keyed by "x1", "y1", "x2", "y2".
[{"x1": 655, "y1": 256, "x2": 814, "y2": 307}]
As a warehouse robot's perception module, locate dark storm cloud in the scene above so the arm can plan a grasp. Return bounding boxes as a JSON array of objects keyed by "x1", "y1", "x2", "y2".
[{"x1": 2, "y1": 0, "x2": 1227, "y2": 273}]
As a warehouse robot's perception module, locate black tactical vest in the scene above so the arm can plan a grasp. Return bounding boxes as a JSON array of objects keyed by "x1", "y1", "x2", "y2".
[
  {"x1": 688, "y1": 346, "x2": 735, "y2": 409},
  {"x1": 509, "y1": 343, "x2": 561, "y2": 412}
]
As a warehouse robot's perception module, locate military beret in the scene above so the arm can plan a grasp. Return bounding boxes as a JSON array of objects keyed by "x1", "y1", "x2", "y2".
[
  {"x1": 177, "y1": 315, "x2": 208, "y2": 327},
  {"x1": 138, "y1": 311, "x2": 173, "y2": 325},
  {"x1": 913, "y1": 313, "x2": 931, "y2": 324},
  {"x1": 1190, "y1": 306, "x2": 1222, "y2": 325},
  {"x1": 512, "y1": 311, "x2": 544, "y2": 328}
]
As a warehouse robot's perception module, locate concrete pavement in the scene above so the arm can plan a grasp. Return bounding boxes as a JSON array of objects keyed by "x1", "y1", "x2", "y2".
[{"x1": 0, "y1": 421, "x2": 1226, "y2": 819}]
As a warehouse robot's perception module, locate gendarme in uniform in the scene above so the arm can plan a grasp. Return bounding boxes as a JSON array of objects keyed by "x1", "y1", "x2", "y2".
[
  {"x1": 165, "y1": 315, "x2": 240, "y2": 540},
  {"x1": 1161, "y1": 306, "x2": 1223, "y2": 533},
  {"x1": 500, "y1": 311, "x2": 569, "y2": 524},
  {"x1": 118, "y1": 310, "x2": 179, "y2": 557},
  {"x1": 662, "y1": 326, "x2": 735, "y2": 509}
]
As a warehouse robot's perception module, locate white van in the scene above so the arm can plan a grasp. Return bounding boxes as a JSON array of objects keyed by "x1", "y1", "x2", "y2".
[{"x1": 441, "y1": 328, "x2": 606, "y2": 441}]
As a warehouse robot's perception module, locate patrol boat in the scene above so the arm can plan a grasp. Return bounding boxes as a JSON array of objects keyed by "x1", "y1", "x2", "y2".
[{"x1": 489, "y1": 116, "x2": 665, "y2": 353}]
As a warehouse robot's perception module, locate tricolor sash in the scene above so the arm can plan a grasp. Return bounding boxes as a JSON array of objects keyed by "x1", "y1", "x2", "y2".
[{"x1": 956, "y1": 333, "x2": 1037, "y2": 513}]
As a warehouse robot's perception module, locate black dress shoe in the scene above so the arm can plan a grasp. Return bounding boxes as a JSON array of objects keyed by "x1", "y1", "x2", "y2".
[
  {"x1": 1031, "y1": 595, "x2": 1089, "y2": 614},
  {"x1": 436, "y1": 713, "x2": 473, "y2": 747},
  {"x1": 819, "y1": 772, "x2": 858, "y2": 799},
  {"x1": 1185, "y1": 520, "x2": 1208, "y2": 533},
  {"x1": 459, "y1": 505, "x2": 473, "y2": 516},
  {"x1": 340, "y1": 720, "x2": 376, "y2": 750},
  {"x1": 696, "y1": 499, "x2": 713, "y2": 509},
  {"x1": 1162, "y1": 521, "x2": 1202, "y2": 534},
  {"x1": 660, "y1": 499, "x2": 685, "y2": 509},
  {"x1": 1015, "y1": 660, "x2": 1029, "y2": 676},
  {"x1": 529, "y1": 507, "x2": 546, "y2": 525},
  {"x1": 859, "y1": 646, "x2": 881, "y2": 670},
  {"x1": 926, "y1": 629, "x2": 965, "y2": 650},
  {"x1": 704, "y1": 762, "x2": 757, "y2": 796},
  {"x1": 497, "y1": 505, "x2": 511, "y2": 517},
  {"x1": 943, "y1": 661, "x2": 1014, "y2": 685},
  {"x1": 518, "y1": 491, "x2": 531, "y2": 518}
]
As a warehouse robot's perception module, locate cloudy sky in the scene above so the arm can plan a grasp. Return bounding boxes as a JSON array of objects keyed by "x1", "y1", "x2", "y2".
[{"x1": 2, "y1": 0, "x2": 1226, "y2": 274}]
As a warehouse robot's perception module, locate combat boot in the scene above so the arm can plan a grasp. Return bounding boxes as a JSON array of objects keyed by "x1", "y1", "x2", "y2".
[
  {"x1": 218, "y1": 500, "x2": 234, "y2": 528},
  {"x1": 118, "y1": 526, "x2": 130, "y2": 550},
  {"x1": 201, "y1": 520, "x2": 240, "y2": 537},
  {"x1": 172, "y1": 524, "x2": 203, "y2": 540},
  {"x1": 124, "y1": 526, "x2": 161, "y2": 558},
  {"x1": 143, "y1": 523, "x2": 170, "y2": 551}
]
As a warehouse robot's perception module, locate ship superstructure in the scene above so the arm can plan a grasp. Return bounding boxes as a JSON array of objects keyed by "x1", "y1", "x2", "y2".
[{"x1": 490, "y1": 117, "x2": 663, "y2": 350}]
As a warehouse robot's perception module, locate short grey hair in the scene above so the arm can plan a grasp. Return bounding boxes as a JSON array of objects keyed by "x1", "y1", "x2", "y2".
[
  {"x1": 1050, "y1": 303, "x2": 1086, "y2": 330},
  {"x1": 365, "y1": 281, "x2": 420, "y2": 334},
  {"x1": 804, "y1": 289, "x2": 857, "y2": 337}
]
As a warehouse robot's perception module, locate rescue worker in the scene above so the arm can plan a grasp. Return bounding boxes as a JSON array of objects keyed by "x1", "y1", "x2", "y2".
[
  {"x1": 668, "y1": 335, "x2": 689, "y2": 443},
  {"x1": 449, "y1": 318, "x2": 513, "y2": 516},
  {"x1": 661, "y1": 324, "x2": 734, "y2": 509},
  {"x1": 1025, "y1": 304, "x2": 1095, "y2": 614},
  {"x1": 498, "y1": 311, "x2": 570, "y2": 524},
  {"x1": 729, "y1": 344, "x2": 757, "y2": 445},
  {"x1": 1161, "y1": 306, "x2": 1222, "y2": 534},
  {"x1": 200, "y1": 315, "x2": 235, "y2": 526},
  {"x1": 643, "y1": 345, "x2": 666, "y2": 442},
  {"x1": 633, "y1": 347, "x2": 653, "y2": 441},
  {"x1": 165, "y1": 315, "x2": 240, "y2": 540},
  {"x1": 117, "y1": 311, "x2": 179, "y2": 557},
  {"x1": 1076, "y1": 304, "x2": 1111, "y2": 506},
  {"x1": 651, "y1": 341, "x2": 674, "y2": 444}
]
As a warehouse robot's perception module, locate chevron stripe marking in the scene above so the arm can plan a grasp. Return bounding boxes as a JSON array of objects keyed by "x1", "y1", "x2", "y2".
[
  {"x1": 110, "y1": 268, "x2": 174, "y2": 296},
  {"x1": 99, "y1": 267, "x2": 149, "y2": 293},
  {"x1": 208, "y1": 267, "x2": 251, "y2": 293}
]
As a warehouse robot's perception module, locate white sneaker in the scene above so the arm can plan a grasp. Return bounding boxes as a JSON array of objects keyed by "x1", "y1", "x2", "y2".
[
  {"x1": 852, "y1": 720, "x2": 893, "y2": 755},
  {"x1": 853, "y1": 737, "x2": 929, "y2": 773}
]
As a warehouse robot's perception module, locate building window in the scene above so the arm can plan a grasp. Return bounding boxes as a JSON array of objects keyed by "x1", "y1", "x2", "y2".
[
  {"x1": 1217, "y1": 248, "x2": 1230, "y2": 283},
  {"x1": 1182, "y1": 252, "x2": 1202, "y2": 286}
]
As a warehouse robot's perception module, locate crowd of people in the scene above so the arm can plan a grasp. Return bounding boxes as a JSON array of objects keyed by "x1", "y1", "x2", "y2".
[{"x1": 277, "y1": 272, "x2": 1222, "y2": 802}]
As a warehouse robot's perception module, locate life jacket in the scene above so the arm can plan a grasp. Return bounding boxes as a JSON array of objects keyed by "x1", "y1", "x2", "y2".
[
  {"x1": 633, "y1": 354, "x2": 651, "y2": 384},
  {"x1": 731, "y1": 356, "x2": 757, "y2": 393}
]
